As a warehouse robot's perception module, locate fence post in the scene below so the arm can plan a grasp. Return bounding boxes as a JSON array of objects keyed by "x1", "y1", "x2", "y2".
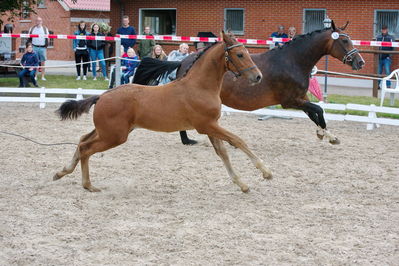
[
  {"x1": 115, "y1": 38, "x2": 121, "y2": 87},
  {"x1": 76, "y1": 87, "x2": 83, "y2": 100},
  {"x1": 39, "y1": 87, "x2": 46, "y2": 109},
  {"x1": 366, "y1": 104, "x2": 380, "y2": 130}
]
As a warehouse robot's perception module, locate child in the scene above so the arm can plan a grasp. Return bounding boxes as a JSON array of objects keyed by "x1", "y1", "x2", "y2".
[
  {"x1": 18, "y1": 42, "x2": 39, "y2": 87},
  {"x1": 121, "y1": 48, "x2": 139, "y2": 85}
]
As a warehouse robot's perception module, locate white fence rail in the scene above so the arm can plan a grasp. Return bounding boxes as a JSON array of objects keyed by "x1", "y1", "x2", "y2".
[{"x1": 1, "y1": 87, "x2": 399, "y2": 130}]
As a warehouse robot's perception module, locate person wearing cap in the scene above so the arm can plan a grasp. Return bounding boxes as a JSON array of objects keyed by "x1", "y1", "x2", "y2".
[{"x1": 377, "y1": 25, "x2": 395, "y2": 88}]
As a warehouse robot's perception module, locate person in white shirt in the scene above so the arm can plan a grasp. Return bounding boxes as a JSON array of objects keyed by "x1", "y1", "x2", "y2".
[{"x1": 28, "y1": 17, "x2": 49, "y2": 81}]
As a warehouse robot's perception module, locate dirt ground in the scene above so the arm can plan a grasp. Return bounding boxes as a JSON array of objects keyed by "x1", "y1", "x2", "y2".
[{"x1": 0, "y1": 103, "x2": 398, "y2": 265}]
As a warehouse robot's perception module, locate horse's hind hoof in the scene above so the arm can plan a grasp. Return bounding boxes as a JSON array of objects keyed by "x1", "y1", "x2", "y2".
[
  {"x1": 329, "y1": 138, "x2": 341, "y2": 145},
  {"x1": 241, "y1": 185, "x2": 250, "y2": 193},
  {"x1": 183, "y1": 139, "x2": 198, "y2": 145},
  {"x1": 53, "y1": 173, "x2": 61, "y2": 181},
  {"x1": 316, "y1": 133, "x2": 324, "y2": 140},
  {"x1": 84, "y1": 185, "x2": 101, "y2": 192}
]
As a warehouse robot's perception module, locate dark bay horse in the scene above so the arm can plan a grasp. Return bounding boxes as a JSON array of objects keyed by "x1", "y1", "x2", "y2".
[
  {"x1": 137, "y1": 21, "x2": 364, "y2": 145},
  {"x1": 53, "y1": 31, "x2": 267, "y2": 193}
]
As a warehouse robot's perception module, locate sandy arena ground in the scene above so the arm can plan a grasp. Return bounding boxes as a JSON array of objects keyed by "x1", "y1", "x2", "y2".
[{"x1": 0, "y1": 103, "x2": 398, "y2": 265}]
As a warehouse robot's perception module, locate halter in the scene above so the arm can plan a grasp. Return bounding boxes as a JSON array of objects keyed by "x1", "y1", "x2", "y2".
[
  {"x1": 336, "y1": 33, "x2": 359, "y2": 64},
  {"x1": 224, "y1": 43, "x2": 257, "y2": 78}
]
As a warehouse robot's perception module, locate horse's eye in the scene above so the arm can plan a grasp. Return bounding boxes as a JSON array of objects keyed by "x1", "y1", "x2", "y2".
[
  {"x1": 237, "y1": 53, "x2": 244, "y2": 58},
  {"x1": 342, "y1": 39, "x2": 349, "y2": 44}
]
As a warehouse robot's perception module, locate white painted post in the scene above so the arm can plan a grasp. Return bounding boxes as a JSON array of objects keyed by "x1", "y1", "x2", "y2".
[
  {"x1": 390, "y1": 93, "x2": 395, "y2": 106},
  {"x1": 39, "y1": 87, "x2": 46, "y2": 109},
  {"x1": 366, "y1": 104, "x2": 380, "y2": 130},
  {"x1": 76, "y1": 87, "x2": 83, "y2": 100},
  {"x1": 115, "y1": 38, "x2": 121, "y2": 87}
]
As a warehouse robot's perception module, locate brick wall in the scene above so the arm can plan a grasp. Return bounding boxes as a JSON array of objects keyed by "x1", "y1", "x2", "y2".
[{"x1": 114, "y1": 0, "x2": 399, "y2": 75}]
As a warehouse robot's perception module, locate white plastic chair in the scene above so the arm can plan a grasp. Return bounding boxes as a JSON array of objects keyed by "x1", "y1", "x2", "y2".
[{"x1": 380, "y1": 69, "x2": 399, "y2": 106}]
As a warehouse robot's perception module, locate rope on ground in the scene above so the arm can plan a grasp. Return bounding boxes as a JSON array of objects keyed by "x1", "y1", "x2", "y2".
[{"x1": 0, "y1": 130, "x2": 77, "y2": 146}]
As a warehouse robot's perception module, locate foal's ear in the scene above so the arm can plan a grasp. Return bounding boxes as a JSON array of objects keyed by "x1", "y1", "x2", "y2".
[
  {"x1": 221, "y1": 30, "x2": 234, "y2": 45},
  {"x1": 340, "y1": 21, "x2": 349, "y2": 31},
  {"x1": 331, "y1": 20, "x2": 337, "y2": 31}
]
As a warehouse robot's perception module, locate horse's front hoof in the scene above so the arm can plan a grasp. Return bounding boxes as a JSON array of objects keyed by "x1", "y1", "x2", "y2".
[
  {"x1": 241, "y1": 185, "x2": 250, "y2": 193},
  {"x1": 329, "y1": 138, "x2": 341, "y2": 145},
  {"x1": 84, "y1": 185, "x2": 101, "y2": 192}
]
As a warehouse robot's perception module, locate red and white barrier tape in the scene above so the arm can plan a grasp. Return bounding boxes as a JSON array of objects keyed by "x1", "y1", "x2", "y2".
[{"x1": 1, "y1": 33, "x2": 398, "y2": 47}]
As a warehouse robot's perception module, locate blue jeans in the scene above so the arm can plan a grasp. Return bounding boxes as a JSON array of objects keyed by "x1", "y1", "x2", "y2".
[
  {"x1": 378, "y1": 57, "x2": 391, "y2": 88},
  {"x1": 18, "y1": 69, "x2": 37, "y2": 86},
  {"x1": 121, "y1": 71, "x2": 134, "y2": 84},
  {"x1": 89, "y1": 49, "x2": 107, "y2": 78}
]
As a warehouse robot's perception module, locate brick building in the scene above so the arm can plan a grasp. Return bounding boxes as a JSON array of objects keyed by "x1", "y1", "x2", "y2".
[{"x1": 3, "y1": 0, "x2": 399, "y2": 75}]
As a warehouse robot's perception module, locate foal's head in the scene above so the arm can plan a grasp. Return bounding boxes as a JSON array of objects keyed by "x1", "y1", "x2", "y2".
[
  {"x1": 222, "y1": 31, "x2": 263, "y2": 85},
  {"x1": 328, "y1": 21, "x2": 365, "y2": 70}
]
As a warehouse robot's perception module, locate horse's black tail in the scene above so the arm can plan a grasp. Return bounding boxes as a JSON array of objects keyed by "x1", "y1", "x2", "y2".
[{"x1": 56, "y1": 95, "x2": 100, "y2": 120}]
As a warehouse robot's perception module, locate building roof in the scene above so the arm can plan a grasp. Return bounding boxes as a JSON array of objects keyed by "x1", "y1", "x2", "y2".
[{"x1": 61, "y1": 0, "x2": 110, "y2": 12}]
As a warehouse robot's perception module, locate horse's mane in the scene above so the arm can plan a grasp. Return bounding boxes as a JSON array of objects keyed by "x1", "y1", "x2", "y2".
[
  {"x1": 269, "y1": 28, "x2": 329, "y2": 53},
  {"x1": 178, "y1": 41, "x2": 219, "y2": 79}
]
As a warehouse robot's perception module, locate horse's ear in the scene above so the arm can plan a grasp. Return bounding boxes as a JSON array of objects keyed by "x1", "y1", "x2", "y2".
[
  {"x1": 221, "y1": 30, "x2": 234, "y2": 45},
  {"x1": 341, "y1": 21, "x2": 349, "y2": 31},
  {"x1": 331, "y1": 20, "x2": 337, "y2": 31}
]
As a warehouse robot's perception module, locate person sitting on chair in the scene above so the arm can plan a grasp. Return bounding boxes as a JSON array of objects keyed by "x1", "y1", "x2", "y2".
[
  {"x1": 18, "y1": 42, "x2": 39, "y2": 88},
  {"x1": 121, "y1": 48, "x2": 139, "y2": 85}
]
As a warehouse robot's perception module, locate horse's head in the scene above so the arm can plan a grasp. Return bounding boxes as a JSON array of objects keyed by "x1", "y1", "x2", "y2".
[
  {"x1": 328, "y1": 21, "x2": 365, "y2": 70},
  {"x1": 221, "y1": 31, "x2": 263, "y2": 85}
]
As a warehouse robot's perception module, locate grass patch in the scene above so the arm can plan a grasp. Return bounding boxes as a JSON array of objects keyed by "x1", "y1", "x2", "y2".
[{"x1": 0, "y1": 74, "x2": 109, "y2": 90}]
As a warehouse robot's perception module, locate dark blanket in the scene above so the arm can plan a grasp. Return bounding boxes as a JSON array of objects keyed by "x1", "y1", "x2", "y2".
[{"x1": 133, "y1": 57, "x2": 181, "y2": 85}]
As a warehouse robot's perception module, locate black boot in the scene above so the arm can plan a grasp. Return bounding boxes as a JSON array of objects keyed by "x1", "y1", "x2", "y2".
[{"x1": 180, "y1": 131, "x2": 198, "y2": 145}]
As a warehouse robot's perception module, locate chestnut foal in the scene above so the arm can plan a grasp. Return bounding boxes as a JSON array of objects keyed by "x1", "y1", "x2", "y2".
[{"x1": 54, "y1": 31, "x2": 270, "y2": 193}]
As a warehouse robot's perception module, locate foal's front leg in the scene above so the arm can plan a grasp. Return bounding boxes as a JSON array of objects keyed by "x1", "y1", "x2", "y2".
[
  {"x1": 208, "y1": 136, "x2": 249, "y2": 192},
  {"x1": 199, "y1": 123, "x2": 272, "y2": 180}
]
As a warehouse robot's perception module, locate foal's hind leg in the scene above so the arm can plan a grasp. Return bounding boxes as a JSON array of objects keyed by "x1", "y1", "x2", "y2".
[
  {"x1": 53, "y1": 130, "x2": 96, "y2": 181},
  {"x1": 199, "y1": 123, "x2": 272, "y2": 180},
  {"x1": 208, "y1": 136, "x2": 249, "y2": 192},
  {"x1": 79, "y1": 131, "x2": 129, "y2": 192}
]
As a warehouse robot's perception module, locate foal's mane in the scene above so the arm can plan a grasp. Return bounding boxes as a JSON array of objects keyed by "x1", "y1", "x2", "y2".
[{"x1": 178, "y1": 41, "x2": 219, "y2": 79}]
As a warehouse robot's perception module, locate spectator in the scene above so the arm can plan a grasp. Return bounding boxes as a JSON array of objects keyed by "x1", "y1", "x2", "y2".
[
  {"x1": 117, "y1": 15, "x2": 137, "y2": 52},
  {"x1": 73, "y1": 21, "x2": 89, "y2": 80},
  {"x1": 121, "y1": 48, "x2": 139, "y2": 84},
  {"x1": 377, "y1": 25, "x2": 394, "y2": 88},
  {"x1": 287, "y1": 26, "x2": 298, "y2": 39},
  {"x1": 18, "y1": 42, "x2": 39, "y2": 88},
  {"x1": 151, "y1": 45, "x2": 167, "y2": 61},
  {"x1": 87, "y1": 23, "x2": 108, "y2": 81},
  {"x1": 270, "y1": 25, "x2": 288, "y2": 48},
  {"x1": 167, "y1": 43, "x2": 189, "y2": 61},
  {"x1": 138, "y1": 26, "x2": 156, "y2": 58},
  {"x1": 28, "y1": 17, "x2": 49, "y2": 81}
]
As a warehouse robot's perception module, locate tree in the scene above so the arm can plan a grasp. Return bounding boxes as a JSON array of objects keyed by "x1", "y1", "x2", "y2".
[{"x1": 0, "y1": 0, "x2": 77, "y2": 27}]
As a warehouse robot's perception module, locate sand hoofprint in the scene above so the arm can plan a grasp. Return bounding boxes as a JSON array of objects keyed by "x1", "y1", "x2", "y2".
[{"x1": 0, "y1": 103, "x2": 398, "y2": 265}]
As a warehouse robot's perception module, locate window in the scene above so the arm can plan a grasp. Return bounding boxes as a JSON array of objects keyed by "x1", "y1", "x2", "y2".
[
  {"x1": 375, "y1": 10, "x2": 399, "y2": 39},
  {"x1": 19, "y1": 30, "x2": 29, "y2": 53},
  {"x1": 303, "y1": 9, "x2": 326, "y2": 33},
  {"x1": 139, "y1": 9, "x2": 176, "y2": 35},
  {"x1": 224, "y1": 8, "x2": 244, "y2": 35},
  {"x1": 38, "y1": 0, "x2": 46, "y2": 8},
  {"x1": 48, "y1": 31, "x2": 54, "y2": 48},
  {"x1": 21, "y1": 0, "x2": 30, "y2": 19}
]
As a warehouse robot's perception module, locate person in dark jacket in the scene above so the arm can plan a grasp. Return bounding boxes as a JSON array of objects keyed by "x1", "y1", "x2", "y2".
[
  {"x1": 116, "y1": 15, "x2": 137, "y2": 52},
  {"x1": 18, "y1": 42, "x2": 39, "y2": 87},
  {"x1": 377, "y1": 25, "x2": 395, "y2": 88},
  {"x1": 73, "y1": 21, "x2": 89, "y2": 80},
  {"x1": 87, "y1": 23, "x2": 108, "y2": 80}
]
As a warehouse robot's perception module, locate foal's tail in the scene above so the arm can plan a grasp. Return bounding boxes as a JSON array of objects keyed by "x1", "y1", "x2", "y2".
[{"x1": 56, "y1": 95, "x2": 100, "y2": 120}]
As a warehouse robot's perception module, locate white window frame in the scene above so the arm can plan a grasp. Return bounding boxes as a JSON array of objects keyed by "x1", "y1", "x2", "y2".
[
  {"x1": 138, "y1": 8, "x2": 177, "y2": 36},
  {"x1": 224, "y1": 8, "x2": 245, "y2": 35},
  {"x1": 303, "y1": 8, "x2": 326, "y2": 34}
]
